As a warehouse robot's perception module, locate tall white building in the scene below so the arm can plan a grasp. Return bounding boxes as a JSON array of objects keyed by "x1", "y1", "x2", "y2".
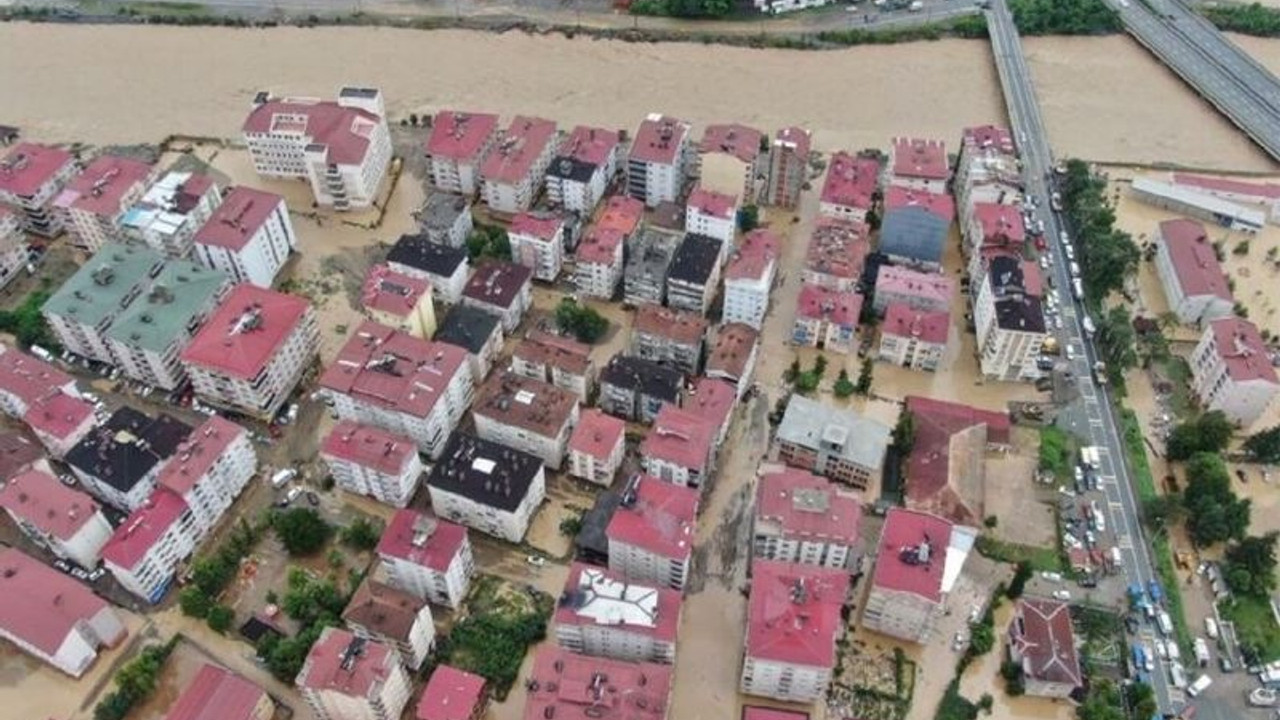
[
  {"x1": 575, "y1": 195, "x2": 643, "y2": 300},
  {"x1": 423, "y1": 111, "x2": 500, "y2": 196},
  {"x1": 554, "y1": 563, "x2": 682, "y2": 664},
  {"x1": 480, "y1": 116, "x2": 558, "y2": 214},
  {"x1": 567, "y1": 408, "x2": 626, "y2": 487},
  {"x1": 0, "y1": 207, "x2": 29, "y2": 292},
  {"x1": 974, "y1": 255, "x2": 1046, "y2": 383},
  {"x1": 320, "y1": 421, "x2": 423, "y2": 508},
  {"x1": 685, "y1": 186, "x2": 738, "y2": 248},
  {"x1": 606, "y1": 475, "x2": 699, "y2": 591},
  {"x1": 0, "y1": 468, "x2": 113, "y2": 569},
  {"x1": 722, "y1": 229, "x2": 780, "y2": 330},
  {"x1": 507, "y1": 211, "x2": 565, "y2": 282},
  {"x1": 424, "y1": 433, "x2": 546, "y2": 543},
  {"x1": 377, "y1": 508, "x2": 474, "y2": 609},
  {"x1": 1153, "y1": 218, "x2": 1235, "y2": 326},
  {"x1": 192, "y1": 186, "x2": 298, "y2": 288},
  {"x1": 696, "y1": 123, "x2": 764, "y2": 203},
  {"x1": 627, "y1": 114, "x2": 691, "y2": 208},
  {"x1": 753, "y1": 467, "x2": 862, "y2": 571},
  {"x1": 472, "y1": 370, "x2": 579, "y2": 470},
  {"x1": 52, "y1": 154, "x2": 156, "y2": 252},
  {"x1": 545, "y1": 125, "x2": 622, "y2": 214},
  {"x1": 101, "y1": 487, "x2": 198, "y2": 603},
  {"x1": 154, "y1": 415, "x2": 256, "y2": 537},
  {"x1": 0, "y1": 142, "x2": 78, "y2": 237},
  {"x1": 297, "y1": 628, "x2": 412, "y2": 720},
  {"x1": 121, "y1": 171, "x2": 222, "y2": 259},
  {"x1": 1190, "y1": 316, "x2": 1280, "y2": 427}
]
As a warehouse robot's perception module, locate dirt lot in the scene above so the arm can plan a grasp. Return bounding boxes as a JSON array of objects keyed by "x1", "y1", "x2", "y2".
[{"x1": 985, "y1": 427, "x2": 1058, "y2": 550}]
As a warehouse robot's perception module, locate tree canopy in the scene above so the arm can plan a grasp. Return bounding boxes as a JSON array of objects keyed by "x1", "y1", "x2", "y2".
[
  {"x1": 1059, "y1": 159, "x2": 1140, "y2": 308},
  {"x1": 556, "y1": 298, "x2": 609, "y2": 343},
  {"x1": 1166, "y1": 411, "x2": 1234, "y2": 461},
  {"x1": 1009, "y1": 0, "x2": 1122, "y2": 35},
  {"x1": 1182, "y1": 452, "x2": 1251, "y2": 546},
  {"x1": 1224, "y1": 532, "x2": 1279, "y2": 598},
  {"x1": 1244, "y1": 425, "x2": 1280, "y2": 463},
  {"x1": 273, "y1": 507, "x2": 333, "y2": 556}
]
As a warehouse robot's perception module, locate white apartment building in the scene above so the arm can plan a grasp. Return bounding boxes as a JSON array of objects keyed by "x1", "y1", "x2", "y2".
[
  {"x1": 0, "y1": 344, "x2": 77, "y2": 419},
  {"x1": 696, "y1": 123, "x2": 764, "y2": 202},
  {"x1": 65, "y1": 407, "x2": 192, "y2": 512},
  {"x1": 180, "y1": 284, "x2": 321, "y2": 421},
  {"x1": 52, "y1": 154, "x2": 156, "y2": 252},
  {"x1": 545, "y1": 125, "x2": 622, "y2": 214},
  {"x1": 554, "y1": 563, "x2": 681, "y2": 664},
  {"x1": 723, "y1": 229, "x2": 780, "y2": 330},
  {"x1": 343, "y1": 579, "x2": 436, "y2": 670},
  {"x1": 954, "y1": 126, "x2": 1021, "y2": 224},
  {"x1": 0, "y1": 142, "x2": 78, "y2": 237},
  {"x1": 318, "y1": 321, "x2": 473, "y2": 459},
  {"x1": 888, "y1": 137, "x2": 949, "y2": 194},
  {"x1": 102, "y1": 487, "x2": 199, "y2": 603},
  {"x1": 575, "y1": 195, "x2": 644, "y2": 300},
  {"x1": 1153, "y1": 218, "x2": 1235, "y2": 326},
  {"x1": 424, "y1": 432, "x2": 547, "y2": 543},
  {"x1": 121, "y1": 171, "x2": 221, "y2": 259},
  {"x1": 767, "y1": 126, "x2": 811, "y2": 209},
  {"x1": 424, "y1": 111, "x2": 500, "y2": 196},
  {"x1": 193, "y1": 186, "x2": 298, "y2": 288},
  {"x1": 974, "y1": 256, "x2": 1046, "y2": 383},
  {"x1": 606, "y1": 475, "x2": 699, "y2": 591},
  {"x1": 0, "y1": 468, "x2": 114, "y2": 569},
  {"x1": 377, "y1": 508, "x2": 474, "y2": 609},
  {"x1": 385, "y1": 233, "x2": 470, "y2": 304},
  {"x1": 480, "y1": 116, "x2": 558, "y2": 214},
  {"x1": 685, "y1": 186, "x2": 739, "y2": 248},
  {"x1": 297, "y1": 628, "x2": 412, "y2": 720},
  {"x1": 154, "y1": 415, "x2": 256, "y2": 537},
  {"x1": 567, "y1": 408, "x2": 626, "y2": 487},
  {"x1": 472, "y1": 370, "x2": 579, "y2": 470},
  {"x1": 819, "y1": 152, "x2": 879, "y2": 224},
  {"x1": 627, "y1": 114, "x2": 691, "y2": 207},
  {"x1": 507, "y1": 211, "x2": 565, "y2": 282},
  {"x1": 753, "y1": 467, "x2": 861, "y2": 571},
  {"x1": 0, "y1": 207, "x2": 29, "y2": 293},
  {"x1": 320, "y1": 421, "x2": 424, "y2": 508},
  {"x1": 878, "y1": 304, "x2": 949, "y2": 372},
  {"x1": 1190, "y1": 316, "x2": 1280, "y2": 427},
  {"x1": 510, "y1": 330, "x2": 594, "y2": 400},
  {"x1": 640, "y1": 404, "x2": 715, "y2": 489},
  {"x1": 460, "y1": 261, "x2": 533, "y2": 334},
  {"x1": 243, "y1": 88, "x2": 392, "y2": 211}
]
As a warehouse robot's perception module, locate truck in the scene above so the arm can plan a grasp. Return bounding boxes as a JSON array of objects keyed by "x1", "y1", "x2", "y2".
[
  {"x1": 1194, "y1": 637, "x2": 1211, "y2": 667},
  {"x1": 1157, "y1": 611, "x2": 1173, "y2": 636},
  {"x1": 1081, "y1": 446, "x2": 1100, "y2": 469}
]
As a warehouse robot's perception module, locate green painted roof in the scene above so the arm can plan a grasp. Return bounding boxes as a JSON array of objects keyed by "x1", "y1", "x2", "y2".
[
  {"x1": 106, "y1": 260, "x2": 230, "y2": 352},
  {"x1": 42, "y1": 243, "x2": 164, "y2": 328}
]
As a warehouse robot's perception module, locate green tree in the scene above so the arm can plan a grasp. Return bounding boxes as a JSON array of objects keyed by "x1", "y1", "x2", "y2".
[
  {"x1": 0, "y1": 289, "x2": 59, "y2": 350},
  {"x1": 555, "y1": 298, "x2": 609, "y2": 343},
  {"x1": 1142, "y1": 493, "x2": 1185, "y2": 531},
  {"x1": 833, "y1": 369, "x2": 856, "y2": 398},
  {"x1": 1007, "y1": 563, "x2": 1033, "y2": 599},
  {"x1": 1077, "y1": 679, "x2": 1125, "y2": 720},
  {"x1": 968, "y1": 620, "x2": 995, "y2": 656},
  {"x1": 813, "y1": 354, "x2": 828, "y2": 378},
  {"x1": 465, "y1": 225, "x2": 511, "y2": 261},
  {"x1": 206, "y1": 605, "x2": 235, "y2": 634},
  {"x1": 738, "y1": 205, "x2": 759, "y2": 232},
  {"x1": 855, "y1": 356, "x2": 874, "y2": 395},
  {"x1": 892, "y1": 410, "x2": 916, "y2": 452},
  {"x1": 1204, "y1": 3, "x2": 1280, "y2": 38},
  {"x1": 1244, "y1": 425, "x2": 1280, "y2": 463},
  {"x1": 273, "y1": 508, "x2": 333, "y2": 556},
  {"x1": 1038, "y1": 425, "x2": 1070, "y2": 477},
  {"x1": 794, "y1": 370, "x2": 820, "y2": 394},
  {"x1": 1008, "y1": 0, "x2": 1122, "y2": 35},
  {"x1": 1096, "y1": 305, "x2": 1137, "y2": 381},
  {"x1": 1183, "y1": 452, "x2": 1251, "y2": 546},
  {"x1": 340, "y1": 517, "x2": 383, "y2": 551},
  {"x1": 178, "y1": 586, "x2": 213, "y2": 618},
  {"x1": 1166, "y1": 410, "x2": 1234, "y2": 461},
  {"x1": 1223, "y1": 532, "x2": 1279, "y2": 598}
]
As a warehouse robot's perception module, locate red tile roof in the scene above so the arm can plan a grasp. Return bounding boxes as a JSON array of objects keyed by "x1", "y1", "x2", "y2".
[
  {"x1": 552, "y1": 562, "x2": 682, "y2": 642},
  {"x1": 193, "y1": 186, "x2": 285, "y2": 252},
  {"x1": 820, "y1": 152, "x2": 880, "y2": 211},
  {"x1": 883, "y1": 303, "x2": 949, "y2": 345},
  {"x1": 961, "y1": 125, "x2": 1015, "y2": 155},
  {"x1": 725, "y1": 229, "x2": 780, "y2": 282},
  {"x1": 0, "y1": 468, "x2": 102, "y2": 541},
  {"x1": 0, "y1": 547, "x2": 120, "y2": 656},
  {"x1": 361, "y1": 264, "x2": 431, "y2": 319},
  {"x1": 806, "y1": 217, "x2": 869, "y2": 280},
  {"x1": 1172, "y1": 172, "x2": 1280, "y2": 200},
  {"x1": 972, "y1": 202, "x2": 1025, "y2": 243},
  {"x1": 706, "y1": 322, "x2": 759, "y2": 379},
  {"x1": 155, "y1": 416, "x2": 246, "y2": 497},
  {"x1": 575, "y1": 227, "x2": 625, "y2": 265},
  {"x1": 0, "y1": 143, "x2": 75, "y2": 197},
  {"x1": 0, "y1": 346, "x2": 75, "y2": 407},
  {"x1": 318, "y1": 321, "x2": 469, "y2": 419},
  {"x1": 633, "y1": 303, "x2": 708, "y2": 347},
  {"x1": 23, "y1": 391, "x2": 94, "y2": 441},
  {"x1": 180, "y1": 285, "x2": 313, "y2": 381},
  {"x1": 480, "y1": 116, "x2": 557, "y2": 185},
  {"x1": 243, "y1": 98, "x2": 382, "y2": 166},
  {"x1": 630, "y1": 115, "x2": 689, "y2": 165},
  {"x1": 418, "y1": 665, "x2": 485, "y2": 720},
  {"x1": 871, "y1": 507, "x2": 953, "y2": 603},
  {"x1": 641, "y1": 404, "x2": 714, "y2": 473},
  {"x1": 891, "y1": 137, "x2": 948, "y2": 181},
  {"x1": 425, "y1": 111, "x2": 500, "y2": 162},
  {"x1": 688, "y1": 186, "x2": 737, "y2": 220},
  {"x1": 297, "y1": 627, "x2": 395, "y2": 697},
  {"x1": 102, "y1": 487, "x2": 189, "y2": 570},
  {"x1": 509, "y1": 211, "x2": 564, "y2": 241},
  {"x1": 322, "y1": 420, "x2": 418, "y2": 477},
  {"x1": 699, "y1": 123, "x2": 764, "y2": 164},
  {"x1": 342, "y1": 578, "x2": 427, "y2": 644},
  {"x1": 568, "y1": 408, "x2": 625, "y2": 461},
  {"x1": 473, "y1": 370, "x2": 578, "y2": 438},
  {"x1": 685, "y1": 377, "x2": 736, "y2": 433},
  {"x1": 462, "y1": 261, "x2": 532, "y2": 310},
  {"x1": 1158, "y1": 219, "x2": 1232, "y2": 302},
  {"x1": 774, "y1": 126, "x2": 812, "y2": 157},
  {"x1": 164, "y1": 664, "x2": 268, "y2": 720},
  {"x1": 594, "y1": 195, "x2": 645, "y2": 236},
  {"x1": 756, "y1": 467, "x2": 860, "y2": 546},
  {"x1": 54, "y1": 155, "x2": 153, "y2": 217},
  {"x1": 1208, "y1": 317, "x2": 1279, "y2": 385},
  {"x1": 0, "y1": 431, "x2": 43, "y2": 479},
  {"x1": 377, "y1": 508, "x2": 468, "y2": 572},
  {"x1": 875, "y1": 265, "x2": 955, "y2": 306},
  {"x1": 904, "y1": 396, "x2": 1009, "y2": 524},
  {"x1": 513, "y1": 330, "x2": 592, "y2": 376},
  {"x1": 606, "y1": 475, "x2": 698, "y2": 561},
  {"x1": 1010, "y1": 598, "x2": 1082, "y2": 688},
  {"x1": 556, "y1": 126, "x2": 621, "y2": 167},
  {"x1": 746, "y1": 560, "x2": 849, "y2": 667},
  {"x1": 523, "y1": 648, "x2": 671, "y2": 720},
  {"x1": 885, "y1": 186, "x2": 955, "y2": 221},
  {"x1": 796, "y1": 284, "x2": 862, "y2": 326}
]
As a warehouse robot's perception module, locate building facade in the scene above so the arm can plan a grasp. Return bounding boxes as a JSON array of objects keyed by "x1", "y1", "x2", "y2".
[
  {"x1": 192, "y1": 186, "x2": 297, "y2": 288},
  {"x1": 554, "y1": 563, "x2": 681, "y2": 664},
  {"x1": 296, "y1": 628, "x2": 412, "y2": 720},
  {"x1": 607, "y1": 474, "x2": 699, "y2": 591},
  {"x1": 878, "y1": 303, "x2": 949, "y2": 372},
  {"x1": 598, "y1": 353, "x2": 683, "y2": 424},
  {"x1": 479, "y1": 116, "x2": 557, "y2": 214},
  {"x1": 792, "y1": 283, "x2": 861, "y2": 355},
  {"x1": 696, "y1": 123, "x2": 763, "y2": 202},
  {"x1": 343, "y1": 579, "x2": 436, "y2": 670},
  {"x1": 0, "y1": 143, "x2": 78, "y2": 237},
  {"x1": 386, "y1": 234, "x2": 470, "y2": 304},
  {"x1": 507, "y1": 211, "x2": 565, "y2": 282},
  {"x1": 321, "y1": 421, "x2": 424, "y2": 508},
  {"x1": 377, "y1": 508, "x2": 474, "y2": 609},
  {"x1": 753, "y1": 467, "x2": 861, "y2": 571},
  {"x1": 545, "y1": 125, "x2": 621, "y2": 214},
  {"x1": 773, "y1": 395, "x2": 889, "y2": 490},
  {"x1": 723, "y1": 229, "x2": 780, "y2": 330},
  {"x1": 818, "y1": 152, "x2": 879, "y2": 223},
  {"x1": 424, "y1": 111, "x2": 500, "y2": 196},
  {"x1": 0, "y1": 468, "x2": 113, "y2": 569},
  {"x1": 568, "y1": 408, "x2": 626, "y2": 487},
  {"x1": 1190, "y1": 316, "x2": 1280, "y2": 427},
  {"x1": 1153, "y1": 218, "x2": 1235, "y2": 326},
  {"x1": 360, "y1": 264, "x2": 436, "y2": 340},
  {"x1": 974, "y1": 256, "x2": 1046, "y2": 383},
  {"x1": 510, "y1": 330, "x2": 593, "y2": 400},
  {"x1": 471, "y1": 370, "x2": 579, "y2": 470},
  {"x1": 685, "y1": 187, "x2": 738, "y2": 247},
  {"x1": 460, "y1": 261, "x2": 533, "y2": 333},
  {"x1": 627, "y1": 114, "x2": 691, "y2": 207},
  {"x1": 576, "y1": 195, "x2": 644, "y2": 299},
  {"x1": 121, "y1": 171, "x2": 221, "y2": 259},
  {"x1": 424, "y1": 432, "x2": 547, "y2": 543},
  {"x1": 641, "y1": 404, "x2": 715, "y2": 490},
  {"x1": 766, "y1": 126, "x2": 811, "y2": 209},
  {"x1": 630, "y1": 303, "x2": 707, "y2": 375},
  {"x1": 53, "y1": 154, "x2": 156, "y2": 252}
]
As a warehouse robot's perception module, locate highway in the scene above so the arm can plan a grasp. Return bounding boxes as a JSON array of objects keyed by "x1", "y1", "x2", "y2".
[
  {"x1": 1099, "y1": 0, "x2": 1280, "y2": 161},
  {"x1": 987, "y1": 0, "x2": 1178, "y2": 713}
]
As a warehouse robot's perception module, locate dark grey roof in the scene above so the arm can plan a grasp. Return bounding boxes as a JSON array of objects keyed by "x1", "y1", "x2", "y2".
[
  {"x1": 546, "y1": 156, "x2": 597, "y2": 183},
  {"x1": 420, "y1": 193, "x2": 469, "y2": 233},
  {"x1": 575, "y1": 487, "x2": 623, "y2": 561},
  {"x1": 387, "y1": 234, "x2": 467, "y2": 276},
  {"x1": 426, "y1": 432, "x2": 543, "y2": 513},
  {"x1": 462, "y1": 261, "x2": 532, "y2": 310},
  {"x1": 65, "y1": 408, "x2": 192, "y2": 494},
  {"x1": 668, "y1": 233, "x2": 722, "y2": 285},
  {"x1": 435, "y1": 305, "x2": 501, "y2": 354},
  {"x1": 599, "y1": 354, "x2": 682, "y2": 401},
  {"x1": 879, "y1": 206, "x2": 949, "y2": 266},
  {"x1": 987, "y1": 255, "x2": 1046, "y2": 333}
]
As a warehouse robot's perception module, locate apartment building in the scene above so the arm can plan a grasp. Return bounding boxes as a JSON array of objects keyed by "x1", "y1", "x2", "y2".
[
  {"x1": 1190, "y1": 316, "x2": 1280, "y2": 427},
  {"x1": 386, "y1": 234, "x2": 470, "y2": 304},
  {"x1": 753, "y1": 467, "x2": 862, "y2": 571},
  {"x1": 508, "y1": 211, "x2": 565, "y2": 281},
  {"x1": 628, "y1": 114, "x2": 692, "y2": 207},
  {"x1": 424, "y1": 111, "x2": 500, "y2": 195},
  {"x1": 1007, "y1": 598, "x2": 1083, "y2": 699},
  {"x1": 598, "y1": 353, "x2": 684, "y2": 424},
  {"x1": 321, "y1": 421, "x2": 423, "y2": 508},
  {"x1": 66, "y1": 407, "x2": 192, "y2": 511},
  {"x1": 0, "y1": 342, "x2": 77, "y2": 418},
  {"x1": 879, "y1": 187, "x2": 954, "y2": 273},
  {"x1": 954, "y1": 126, "x2": 1021, "y2": 223},
  {"x1": 343, "y1": 578, "x2": 436, "y2": 670},
  {"x1": 666, "y1": 232, "x2": 723, "y2": 315},
  {"x1": 524, "y1": 648, "x2": 672, "y2": 720},
  {"x1": 1154, "y1": 218, "x2": 1235, "y2": 326},
  {"x1": 479, "y1": 116, "x2": 557, "y2": 214},
  {"x1": 472, "y1": 370, "x2": 580, "y2": 470},
  {"x1": 630, "y1": 303, "x2": 707, "y2": 375},
  {"x1": 121, "y1": 171, "x2": 221, "y2": 259},
  {"x1": 101, "y1": 487, "x2": 198, "y2": 603},
  {"x1": 0, "y1": 547, "x2": 127, "y2": 678},
  {"x1": 460, "y1": 261, "x2": 532, "y2": 333},
  {"x1": 740, "y1": 560, "x2": 850, "y2": 703},
  {"x1": 623, "y1": 226, "x2": 682, "y2": 306},
  {"x1": 568, "y1": 409, "x2": 626, "y2": 487},
  {"x1": 576, "y1": 196, "x2": 644, "y2": 299},
  {"x1": 0, "y1": 142, "x2": 78, "y2": 237},
  {"x1": 417, "y1": 192, "x2": 473, "y2": 248},
  {"x1": 318, "y1": 321, "x2": 472, "y2": 459},
  {"x1": 510, "y1": 330, "x2": 593, "y2": 399},
  {"x1": 862, "y1": 508, "x2": 975, "y2": 643},
  {"x1": 53, "y1": 154, "x2": 156, "y2": 252},
  {"x1": 545, "y1": 125, "x2": 622, "y2": 214},
  {"x1": 888, "y1": 137, "x2": 949, "y2": 194},
  {"x1": 0, "y1": 431, "x2": 44, "y2": 479},
  {"x1": 23, "y1": 391, "x2": 96, "y2": 459},
  {"x1": 685, "y1": 376, "x2": 737, "y2": 448},
  {"x1": 903, "y1": 396, "x2": 1011, "y2": 526},
  {"x1": 424, "y1": 432, "x2": 546, "y2": 543},
  {"x1": 297, "y1": 628, "x2": 412, "y2": 720},
  {"x1": 607, "y1": 474, "x2": 699, "y2": 591},
  {"x1": 792, "y1": 283, "x2": 861, "y2": 354},
  {"x1": 192, "y1": 186, "x2": 297, "y2": 288},
  {"x1": 774, "y1": 395, "x2": 889, "y2": 490},
  {"x1": 872, "y1": 264, "x2": 955, "y2": 316},
  {"x1": 879, "y1": 303, "x2": 949, "y2": 372},
  {"x1": 965, "y1": 202, "x2": 1026, "y2": 284},
  {"x1": 706, "y1": 322, "x2": 759, "y2": 399},
  {"x1": 804, "y1": 218, "x2": 869, "y2": 292},
  {"x1": 554, "y1": 563, "x2": 682, "y2": 664},
  {"x1": 377, "y1": 508, "x2": 474, "y2": 609},
  {"x1": 104, "y1": 261, "x2": 232, "y2": 391},
  {"x1": 155, "y1": 414, "x2": 256, "y2": 536},
  {"x1": 0, "y1": 468, "x2": 113, "y2": 569},
  {"x1": 361, "y1": 263, "x2": 436, "y2": 340},
  {"x1": 718, "y1": 232, "x2": 779, "y2": 332},
  {"x1": 243, "y1": 88, "x2": 392, "y2": 210},
  {"x1": 974, "y1": 255, "x2": 1046, "y2": 382},
  {"x1": 818, "y1": 152, "x2": 879, "y2": 223},
  {"x1": 766, "y1": 126, "x2": 811, "y2": 209},
  {"x1": 0, "y1": 207, "x2": 26, "y2": 292},
  {"x1": 417, "y1": 666, "x2": 486, "y2": 720},
  {"x1": 181, "y1": 284, "x2": 320, "y2": 420},
  {"x1": 434, "y1": 305, "x2": 503, "y2": 382},
  {"x1": 685, "y1": 186, "x2": 738, "y2": 247},
  {"x1": 166, "y1": 664, "x2": 273, "y2": 720},
  {"x1": 641, "y1": 403, "x2": 715, "y2": 490},
  {"x1": 696, "y1": 123, "x2": 763, "y2": 202}
]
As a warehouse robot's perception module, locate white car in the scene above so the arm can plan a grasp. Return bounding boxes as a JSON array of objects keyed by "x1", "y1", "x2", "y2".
[
  {"x1": 526, "y1": 555, "x2": 546, "y2": 567},
  {"x1": 1065, "y1": 345, "x2": 1077, "y2": 361},
  {"x1": 1052, "y1": 590, "x2": 1072, "y2": 601},
  {"x1": 1082, "y1": 315, "x2": 1096, "y2": 335}
]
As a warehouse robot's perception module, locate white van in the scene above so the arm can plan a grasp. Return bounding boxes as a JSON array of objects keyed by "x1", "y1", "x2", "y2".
[
  {"x1": 270, "y1": 468, "x2": 297, "y2": 488},
  {"x1": 1186, "y1": 674, "x2": 1212, "y2": 697},
  {"x1": 1082, "y1": 315, "x2": 1096, "y2": 336},
  {"x1": 1205, "y1": 617, "x2": 1219, "y2": 640},
  {"x1": 1069, "y1": 261, "x2": 1081, "y2": 278},
  {"x1": 1072, "y1": 278, "x2": 1084, "y2": 300}
]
